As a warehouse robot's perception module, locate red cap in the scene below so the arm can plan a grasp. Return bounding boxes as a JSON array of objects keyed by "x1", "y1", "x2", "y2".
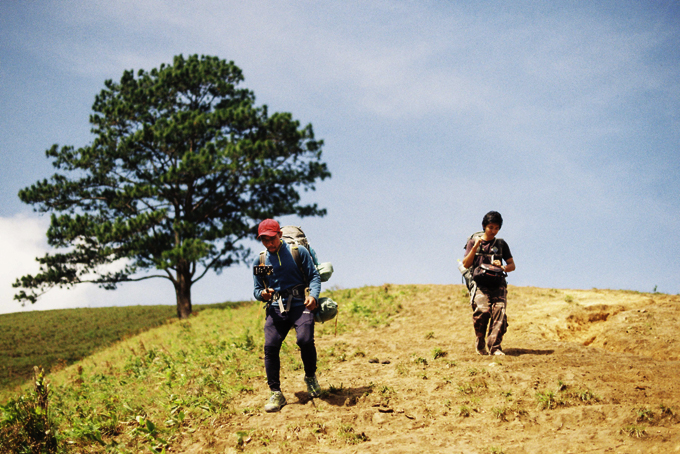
[{"x1": 257, "y1": 219, "x2": 281, "y2": 238}]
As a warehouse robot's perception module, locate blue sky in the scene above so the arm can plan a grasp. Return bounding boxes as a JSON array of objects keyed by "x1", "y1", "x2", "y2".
[{"x1": 1, "y1": 1, "x2": 679, "y2": 314}]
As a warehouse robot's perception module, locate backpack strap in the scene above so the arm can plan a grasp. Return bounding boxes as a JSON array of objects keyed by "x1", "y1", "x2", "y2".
[
  {"x1": 475, "y1": 238, "x2": 503, "y2": 259},
  {"x1": 289, "y1": 245, "x2": 309, "y2": 287}
]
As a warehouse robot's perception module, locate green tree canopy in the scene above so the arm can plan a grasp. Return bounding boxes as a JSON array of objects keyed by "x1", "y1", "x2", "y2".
[{"x1": 14, "y1": 54, "x2": 330, "y2": 318}]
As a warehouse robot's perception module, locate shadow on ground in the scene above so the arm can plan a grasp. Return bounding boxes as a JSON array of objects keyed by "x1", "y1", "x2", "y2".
[
  {"x1": 503, "y1": 347, "x2": 554, "y2": 356},
  {"x1": 292, "y1": 386, "x2": 374, "y2": 407}
]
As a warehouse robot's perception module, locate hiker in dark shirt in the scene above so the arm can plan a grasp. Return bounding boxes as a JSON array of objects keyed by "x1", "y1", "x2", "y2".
[
  {"x1": 253, "y1": 219, "x2": 322, "y2": 412},
  {"x1": 463, "y1": 211, "x2": 516, "y2": 356}
]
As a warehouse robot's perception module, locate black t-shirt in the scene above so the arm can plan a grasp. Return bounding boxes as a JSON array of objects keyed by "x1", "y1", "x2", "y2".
[
  {"x1": 465, "y1": 237, "x2": 512, "y2": 288},
  {"x1": 465, "y1": 237, "x2": 512, "y2": 269}
]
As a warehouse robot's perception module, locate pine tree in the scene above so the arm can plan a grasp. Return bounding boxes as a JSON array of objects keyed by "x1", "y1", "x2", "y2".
[{"x1": 14, "y1": 54, "x2": 330, "y2": 318}]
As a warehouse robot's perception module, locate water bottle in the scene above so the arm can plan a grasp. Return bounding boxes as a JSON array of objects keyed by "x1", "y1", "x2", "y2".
[{"x1": 457, "y1": 259, "x2": 467, "y2": 275}]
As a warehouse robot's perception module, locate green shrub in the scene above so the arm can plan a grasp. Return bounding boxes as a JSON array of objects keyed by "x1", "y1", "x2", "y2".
[{"x1": 0, "y1": 367, "x2": 59, "y2": 453}]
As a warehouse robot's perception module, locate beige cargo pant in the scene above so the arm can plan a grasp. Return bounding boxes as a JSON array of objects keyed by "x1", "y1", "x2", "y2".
[{"x1": 472, "y1": 286, "x2": 508, "y2": 354}]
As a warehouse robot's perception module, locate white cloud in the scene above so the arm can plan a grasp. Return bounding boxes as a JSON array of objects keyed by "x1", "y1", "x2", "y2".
[
  {"x1": 0, "y1": 215, "x2": 165, "y2": 314},
  {"x1": 0, "y1": 214, "x2": 93, "y2": 314},
  {"x1": 0, "y1": 214, "x2": 254, "y2": 314}
]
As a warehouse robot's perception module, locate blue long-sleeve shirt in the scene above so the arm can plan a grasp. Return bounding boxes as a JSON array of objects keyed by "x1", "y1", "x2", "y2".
[{"x1": 253, "y1": 241, "x2": 321, "y2": 308}]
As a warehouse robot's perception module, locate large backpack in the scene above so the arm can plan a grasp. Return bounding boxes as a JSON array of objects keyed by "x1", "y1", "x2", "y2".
[
  {"x1": 280, "y1": 226, "x2": 334, "y2": 283},
  {"x1": 260, "y1": 226, "x2": 337, "y2": 323}
]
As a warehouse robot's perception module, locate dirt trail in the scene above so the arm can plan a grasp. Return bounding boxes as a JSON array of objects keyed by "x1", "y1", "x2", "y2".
[{"x1": 184, "y1": 285, "x2": 680, "y2": 453}]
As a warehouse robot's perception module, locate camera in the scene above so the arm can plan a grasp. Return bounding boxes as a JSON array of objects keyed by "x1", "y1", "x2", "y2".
[{"x1": 253, "y1": 265, "x2": 274, "y2": 276}]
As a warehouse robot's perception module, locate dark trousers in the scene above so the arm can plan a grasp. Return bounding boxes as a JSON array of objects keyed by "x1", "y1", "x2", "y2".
[
  {"x1": 472, "y1": 286, "x2": 508, "y2": 354},
  {"x1": 264, "y1": 304, "x2": 316, "y2": 392}
]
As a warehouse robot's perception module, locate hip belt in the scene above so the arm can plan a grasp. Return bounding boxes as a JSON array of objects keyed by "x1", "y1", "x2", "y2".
[{"x1": 273, "y1": 284, "x2": 307, "y2": 314}]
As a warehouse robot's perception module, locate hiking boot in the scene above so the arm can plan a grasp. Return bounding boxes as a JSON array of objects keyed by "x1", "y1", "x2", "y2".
[
  {"x1": 475, "y1": 339, "x2": 488, "y2": 356},
  {"x1": 264, "y1": 391, "x2": 286, "y2": 412},
  {"x1": 304, "y1": 375, "x2": 321, "y2": 398}
]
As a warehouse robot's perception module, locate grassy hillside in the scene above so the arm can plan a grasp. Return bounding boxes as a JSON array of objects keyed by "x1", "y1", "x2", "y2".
[
  {"x1": 0, "y1": 302, "x2": 240, "y2": 395},
  {"x1": 2, "y1": 285, "x2": 679, "y2": 453},
  {"x1": 0, "y1": 285, "x2": 410, "y2": 452}
]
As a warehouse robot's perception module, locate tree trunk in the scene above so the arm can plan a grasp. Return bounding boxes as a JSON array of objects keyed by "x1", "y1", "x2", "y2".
[{"x1": 175, "y1": 263, "x2": 193, "y2": 319}]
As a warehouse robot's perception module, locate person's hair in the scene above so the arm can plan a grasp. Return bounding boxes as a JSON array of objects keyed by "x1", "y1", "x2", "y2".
[{"x1": 482, "y1": 211, "x2": 503, "y2": 229}]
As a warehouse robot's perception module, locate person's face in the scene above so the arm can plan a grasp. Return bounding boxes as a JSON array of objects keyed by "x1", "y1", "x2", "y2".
[
  {"x1": 260, "y1": 232, "x2": 282, "y2": 252},
  {"x1": 484, "y1": 223, "x2": 501, "y2": 239}
]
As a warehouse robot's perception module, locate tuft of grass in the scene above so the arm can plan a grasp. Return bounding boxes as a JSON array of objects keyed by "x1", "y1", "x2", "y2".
[
  {"x1": 467, "y1": 367, "x2": 486, "y2": 377},
  {"x1": 634, "y1": 407, "x2": 655, "y2": 423},
  {"x1": 432, "y1": 347, "x2": 447, "y2": 359},
  {"x1": 413, "y1": 356, "x2": 428, "y2": 366},
  {"x1": 659, "y1": 404, "x2": 676, "y2": 419},
  {"x1": 458, "y1": 382, "x2": 474, "y2": 395},
  {"x1": 560, "y1": 385, "x2": 600, "y2": 404},
  {"x1": 570, "y1": 388, "x2": 600, "y2": 403},
  {"x1": 492, "y1": 406, "x2": 508, "y2": 422},
  {"x1": 620, "y1": 424, "x2": 646, "y2": 438},
  {"x1": 308, "y1": 421, "x2": 327, "y2": 435},
  {"x1": 235, "y1": 429, "x2": 252, "y2": 450},
  {"x1": 396, "y1": 362, "x2": 409, "y2": 376},
  {"x1": 337, "y1": 424, "x2": 369, "y2": 445},
  {"x1": 377, "y1": 384, "x2": 395, "y2": 395},
  {"x1": 537, "y1": 382, "x2": 600, "y2": 410},
  {"x1": 492, "y1": 403, "x2": 526, "y2": 423},
  {"x1": 536, "y1": 390, "x2": 561, "y2": 410},
  {"x1": 458, "y1": 379, "x2": 488, "y2": 395}
]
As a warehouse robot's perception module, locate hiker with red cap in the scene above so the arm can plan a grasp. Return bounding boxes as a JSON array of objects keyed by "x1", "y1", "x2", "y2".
[{"x1": 253, "y1": 219, "x2": 322, "y2": 412}]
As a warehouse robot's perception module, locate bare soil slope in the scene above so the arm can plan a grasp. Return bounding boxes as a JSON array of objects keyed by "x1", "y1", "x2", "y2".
[{"x1": 183, "y1": 285, "x2": 680, "y2": 453}]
